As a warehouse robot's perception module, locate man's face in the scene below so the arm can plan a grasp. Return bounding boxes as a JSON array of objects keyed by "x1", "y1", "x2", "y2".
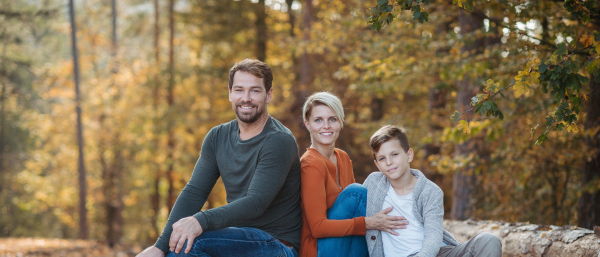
[{"x1": 229, "y1": 71, "x2": 273, "y2": 124}]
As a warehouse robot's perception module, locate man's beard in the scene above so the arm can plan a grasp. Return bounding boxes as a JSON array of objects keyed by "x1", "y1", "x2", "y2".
[{"x1": 234, "y1": 102, "x2": 264, "y2": 124}]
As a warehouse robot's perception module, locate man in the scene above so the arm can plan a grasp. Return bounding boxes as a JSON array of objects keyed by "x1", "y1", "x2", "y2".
[{"x1": 137, "y1": 59, "x2": 302, "y2": 257}]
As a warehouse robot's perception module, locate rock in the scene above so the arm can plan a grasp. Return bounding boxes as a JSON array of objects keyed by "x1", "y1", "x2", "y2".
[{"x1": 443, "y1": 220, "x2": 600, "y2": 257}]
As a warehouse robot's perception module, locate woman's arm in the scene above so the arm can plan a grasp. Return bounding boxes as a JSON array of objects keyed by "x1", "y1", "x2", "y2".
[{"x1": 301, "y1": 164, "x2": 366, "y2": 238}]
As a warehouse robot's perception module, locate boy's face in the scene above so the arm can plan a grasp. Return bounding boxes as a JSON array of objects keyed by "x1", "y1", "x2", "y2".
[{"x1": 373, "y1": 139, "x2": 414, "y2": 182}]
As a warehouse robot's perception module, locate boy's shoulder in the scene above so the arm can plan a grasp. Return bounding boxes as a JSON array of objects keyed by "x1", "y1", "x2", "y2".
[
  {"x1": 412, "y1": 169, "x2": 443, "y2": 196},
  {"x1": 363, "y1": 171, "x2": 385, "y2": 187}
]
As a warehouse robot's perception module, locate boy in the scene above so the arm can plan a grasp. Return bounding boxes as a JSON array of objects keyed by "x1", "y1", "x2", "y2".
[{"x1": 363, "y1": 125, "x2": 501, "y2": 257}]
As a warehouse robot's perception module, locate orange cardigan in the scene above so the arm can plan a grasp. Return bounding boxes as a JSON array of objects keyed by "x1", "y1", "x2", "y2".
[{"x1": 299, "y1": 148, "x2": 366, "y2": 257}]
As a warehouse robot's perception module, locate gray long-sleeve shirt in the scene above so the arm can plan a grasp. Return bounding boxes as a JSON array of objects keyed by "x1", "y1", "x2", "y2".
[
  {"x1": 364, "y1": 169, "x2": 459, "y2": 257},
  {"x1": 154, "y1": 117, "x2": 302, "y2": 252}
]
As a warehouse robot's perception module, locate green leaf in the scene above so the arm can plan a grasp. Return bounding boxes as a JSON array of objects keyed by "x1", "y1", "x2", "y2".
[
  {"x1": 535, "y1": 133, "x2": 548, "y2": 145},
  {"x1": 451, "y1": 110, "x2": 461, "y2": 122},
  {"x1": 377, "y1": 0, "x2": 388, "y2": 5},
  {"x1": 555, "y1": 43, "x2": 567, "y2": 56},
  {"x1": 556, "y1": 123, "x2": 565, "y2": 132},
  {"x1": 578, "y1": 74, "x2": 590, "y2": 85},
  {"x1": 539, "y1": 64, "x2": 549, "y2": 73}
]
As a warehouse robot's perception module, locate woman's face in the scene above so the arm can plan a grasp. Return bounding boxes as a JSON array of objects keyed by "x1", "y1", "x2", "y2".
[{"x1": 305, "y1": 105, "x2": 342, "y2": 147}]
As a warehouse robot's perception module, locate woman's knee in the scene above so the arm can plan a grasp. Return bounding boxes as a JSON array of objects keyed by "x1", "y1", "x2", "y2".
[{"x1": 342, "y1": 183, "x2": 367, "y2": 196}]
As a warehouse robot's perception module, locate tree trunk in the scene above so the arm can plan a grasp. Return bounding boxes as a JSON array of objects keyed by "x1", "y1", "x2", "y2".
[
  {"x1": 291, "y1": 0, "x2": 314, "y2": 154},
  {"x1": 578, "y1": 75, "x2": 600, "y2": 229},
  {"x1": 150, "y1": 0, "x2": 161, "y2": 240},
  {"x1": 452, "y1": 9, "x2": 485, "y2": 220},
  {"x1": 68, "y1": 0, "x2": 87, "y2": 239},
  {"x1": 255, "y1": 0, "x2": 267, "y2": 61},
  {"x1": 166, "y1": 0, "x2": 177, "y2": 212}
]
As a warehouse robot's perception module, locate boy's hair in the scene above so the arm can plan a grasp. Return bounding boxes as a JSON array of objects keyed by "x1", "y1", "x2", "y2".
[
  {"x1": 228, "y1": 59, "x2": 273, "y2": 92},
  {"x1": 369, "y1": 125, "x2": 410, "y2": 158},
  {"x1": 302, "y1": 92, "x2": 345, "y2": 128}
]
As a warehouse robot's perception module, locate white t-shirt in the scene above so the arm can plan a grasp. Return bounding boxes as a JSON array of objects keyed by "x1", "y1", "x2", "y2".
[{"x1": 381, "y1": 185, "x2": 424, "y2": 257}]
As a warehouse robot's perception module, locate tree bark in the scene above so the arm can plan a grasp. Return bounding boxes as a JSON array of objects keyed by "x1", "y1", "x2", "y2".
[
  {"x1": 255, "y1": 0, "x2": 267, "y2": 61},
  {"x1": 150, "y1": 0, "x2": 161, "y2": 240},
  {"x1": 578, "y1": 75, "x2": 600, "y2": 229},
  {"x1": 166, "y1": 0, "x2": 177, "y2": 212},
  {"x1": 452, "y1": 9, "x2": 485, "y2": 220},
  {"x1": 68, "y1": 0, "x2": 87, "y2": 239}
]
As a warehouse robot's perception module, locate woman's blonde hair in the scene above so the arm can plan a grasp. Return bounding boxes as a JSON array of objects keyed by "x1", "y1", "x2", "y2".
[{"x1": 302, "y1": 92, "x2": 345, "y2": 128}]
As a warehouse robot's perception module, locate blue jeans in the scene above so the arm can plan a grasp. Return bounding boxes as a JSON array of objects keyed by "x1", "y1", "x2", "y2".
[
  {"x1": 317, "y1": 183, "x2": 368, "y2": 257},
  {"x1": 165, "y1": 227, "x2": 297, "y2": 257}
]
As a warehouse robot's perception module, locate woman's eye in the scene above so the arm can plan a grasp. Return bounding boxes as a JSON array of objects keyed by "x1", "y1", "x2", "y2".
[{"x1": 329, "y1": 118, "x2": 336, "y2": 122}]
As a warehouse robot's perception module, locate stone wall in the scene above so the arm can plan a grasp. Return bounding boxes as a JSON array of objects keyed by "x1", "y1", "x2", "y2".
[{"x1": 444, "y1": 220, "x2": 600, "y2": 257}]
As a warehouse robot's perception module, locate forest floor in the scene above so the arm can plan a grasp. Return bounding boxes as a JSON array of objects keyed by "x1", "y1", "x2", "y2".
[{"x1": 0, "y1": 238, "x2": 141, "y2": 257}]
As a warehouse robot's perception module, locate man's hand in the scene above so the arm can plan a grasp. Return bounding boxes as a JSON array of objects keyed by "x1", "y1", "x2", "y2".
[
  {"x1": 365, "y1": 206, "x2": 408, "y2": 236},
  {"x1": 136, "y1": 246, "x2": 165, "y2": 257},
  {"x1": 169, "y1": 216, "x2": 203, "y2": 254}
]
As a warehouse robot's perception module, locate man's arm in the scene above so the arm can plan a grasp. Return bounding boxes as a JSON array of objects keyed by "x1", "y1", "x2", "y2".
[
  {"x1": 152, "y1": 128, "x2": 220, "y2": 253},
  {"x1": 193, "y1": 133, "x2": 298, "y2": 231},
  {"x1": 416, "y1": 188, "x2": 445, "y2": 257}
]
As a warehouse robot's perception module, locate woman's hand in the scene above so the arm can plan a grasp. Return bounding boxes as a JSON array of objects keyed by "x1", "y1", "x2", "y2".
[{"x1": 365, "y1": 206, "x2": 408, "y2": 236}]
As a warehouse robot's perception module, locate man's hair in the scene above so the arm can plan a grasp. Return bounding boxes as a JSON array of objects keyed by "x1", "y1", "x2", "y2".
[
  {"x1": 228, "y1": 59, "x2": 273, "y2": 92},
  {"x1": 369, "y1": 125, "x2": 410, "y2": 158},
  {"x1": 302, "y1": 92, "x2": 345, "y2": 128}
]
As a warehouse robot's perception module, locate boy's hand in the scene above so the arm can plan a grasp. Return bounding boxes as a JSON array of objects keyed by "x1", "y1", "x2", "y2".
[{"x1": 365, "y1": 206, "x2": 408, "y2": 236}]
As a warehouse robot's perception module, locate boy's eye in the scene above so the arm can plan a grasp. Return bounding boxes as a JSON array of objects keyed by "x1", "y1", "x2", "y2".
[
  {"x1": 393, "y1": 153, "x2": 398, "y2": 156},
  {"x1": 315, "y1": 118, "x2": 321, "y2": 122},
  {"x1": 379, "y1": 157, "x2": 385, "y2": 161}
]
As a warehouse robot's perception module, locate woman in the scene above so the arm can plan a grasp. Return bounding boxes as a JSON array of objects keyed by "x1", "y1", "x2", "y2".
[{"x1": 299, "y1": 92, "x2": 406, "y2": 257}]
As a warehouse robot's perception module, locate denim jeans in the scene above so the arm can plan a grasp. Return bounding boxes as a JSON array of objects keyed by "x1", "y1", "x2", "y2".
[
  {"x1": 317, "y1": 183, "x2": 368, "y2": 257},
  {"x1": 165, "y1": 227, "x2": 298, "y2": 257}
]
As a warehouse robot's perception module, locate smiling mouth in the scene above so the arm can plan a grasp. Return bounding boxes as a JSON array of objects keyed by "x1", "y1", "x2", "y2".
[
  {"x1": 320, "y1": 132, "x2": 333, "y2": 136},
  {"x1": 387, "y1": 167, "x2": 398, "y2": 173},
  {"x1": 238, "y1": 105, "x2": 256, "y2": 111}
]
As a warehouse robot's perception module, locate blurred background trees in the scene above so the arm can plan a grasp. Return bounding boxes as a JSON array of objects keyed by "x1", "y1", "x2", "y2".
[{"x1": 1, "y1": 0, "x2": 598, "y2": 247}]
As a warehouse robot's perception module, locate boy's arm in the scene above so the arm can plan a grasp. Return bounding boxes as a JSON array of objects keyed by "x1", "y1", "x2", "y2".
[{"x1": 416, "y1": 189, "x2": 445, "y2": 257}]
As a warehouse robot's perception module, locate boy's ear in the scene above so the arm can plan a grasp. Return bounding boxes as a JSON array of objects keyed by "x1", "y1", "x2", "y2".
[
  {"x1": 373, "y1": 159, "x2": 380, "y2": 171},
  {"x1": 407, "y1": 148, "x2": 414, "y2": 163}
]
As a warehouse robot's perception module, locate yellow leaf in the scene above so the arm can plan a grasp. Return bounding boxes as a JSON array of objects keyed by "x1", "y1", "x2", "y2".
[
  {"x1": 457, "y1": 120, "x2": 471, "y2": 134},
  {"x1": 580, "y1": 34, "x2": 594, "y2": 47},
  {"x1": 567, "y1": 123, "x2": 579, "y2": 133}
]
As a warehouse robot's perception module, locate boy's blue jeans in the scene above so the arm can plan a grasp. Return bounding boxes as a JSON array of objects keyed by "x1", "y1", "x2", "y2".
[
  {"x1": 317, "y1": 183, "x2": 368, "y2": 257},
  {"x1": 165, "y1": 226, "x2": 297, "y2": 257}
]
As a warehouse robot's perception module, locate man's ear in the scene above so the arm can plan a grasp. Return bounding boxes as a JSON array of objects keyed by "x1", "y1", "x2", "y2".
[{"x1": 265, "y1": 88, "x2": 273, "y2": 104}]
